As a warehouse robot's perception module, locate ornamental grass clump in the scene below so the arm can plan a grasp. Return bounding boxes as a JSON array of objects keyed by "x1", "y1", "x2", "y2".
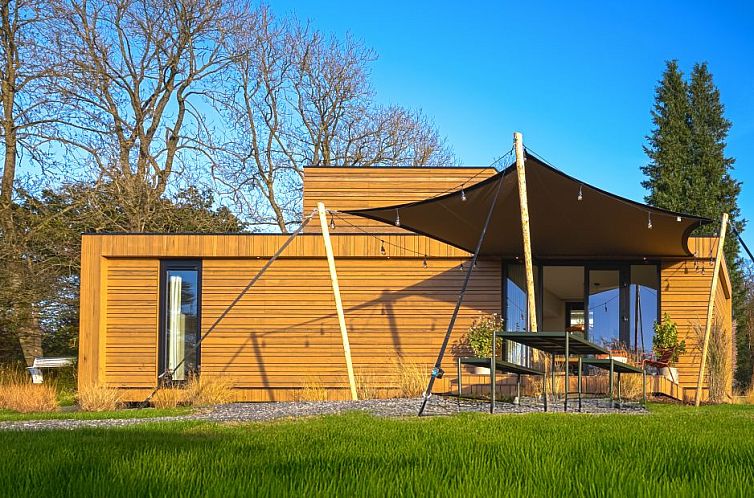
[
  {"x1": 392, "y1": 357, "x2": 428, "y2": 398},
  {"x1": 186, "y1": 375, "x2": 235, "y2": 406},
  {"x1": 77, "y1": 385, "x2": 122, "y2": 411},
  {"x1": 0, "y1": 367, "x2": 59, "y2": 413}
]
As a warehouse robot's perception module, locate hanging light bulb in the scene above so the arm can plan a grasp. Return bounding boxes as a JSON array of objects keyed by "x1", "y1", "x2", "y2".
[
  {"x1": 676, "y1": 216, "x2": 682, "y2": 222},
  {"x1": 458, "y1": 263, "x2": 464, "y2": 271},
  {"x1": 461, "y1": 188, "x2": 467, "y2": 202},
  {"x1": 647, "y1": 212, "x2": 653, "y2": 229},
  {"x1": 577, "y1": 185, "x2": 583, "y2": 201},
  {"x1": 394, "y1": 209, "x2": 401, "y2": 227},
  {"x1": 604, "y1": 303, "x2": 608, "y2": 313},
  {"x1": 422, "y1": 255, "x2": 428, "y2": 269},
  {"x1": 380, "y1": 240, "x2": 386, "y2": 256},
  {"x1": 329, "y1": 213, "x2": 336, "y2": 230}
]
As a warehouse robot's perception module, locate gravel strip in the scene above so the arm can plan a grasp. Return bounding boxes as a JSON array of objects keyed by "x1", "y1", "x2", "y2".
[{"x1": 0, "y1": 396, "x2": 646, "y2": 431}]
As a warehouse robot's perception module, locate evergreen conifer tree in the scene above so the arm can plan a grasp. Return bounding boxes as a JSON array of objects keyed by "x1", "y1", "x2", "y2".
[{"x1": 642, "y1": 61, "x2": 749, "y2": 387}]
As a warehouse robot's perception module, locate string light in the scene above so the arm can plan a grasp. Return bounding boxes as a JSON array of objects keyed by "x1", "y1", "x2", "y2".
[
  {"x1": 422, "y1": 255, "x2": 428, "y2": 269},
  {"x1": 577, "y1": 185, "x2": 583, "y2": 201},
  {"x1": 394, "y1": 209, "x2": 401, "y2": 227},
  {"x1": 676, "y1": 216, "x2": 682, "y2": 222},
  {"x1": 647, "y1": 212, "x2": 653, "y2": 229},
  {"x1": 380, "y1": 240, "x2": 386, "y2": 256},
  {"x1": 458, "y1": 263, "x2": 464, "y2": 271},
  {"x1": 329, "y1": 213, "x2": 336, "y2": 230},
  {"x1": 461, "y1": 188, "x2": 467, "y2": 202}
]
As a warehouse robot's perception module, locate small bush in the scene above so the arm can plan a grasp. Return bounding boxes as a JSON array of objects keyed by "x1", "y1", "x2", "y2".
[
  {"x1": 460, "y1": 314, "x2": 504, "y2": 358},
  {"x1": 0, "y1": 382, "x2": 59, "y2": 413},
  {"x1": 77, "y1": 385, "x2": 122, "y2": 412},
  {"x1": 299, "y1": 377, "x2": 328, "y2": 402},
  {"x1": 186, "y1": 375, "x2": 235, "y2": 406},
  {"x1": 391, "y1": 358, "x2": 428, "y2": 398}
]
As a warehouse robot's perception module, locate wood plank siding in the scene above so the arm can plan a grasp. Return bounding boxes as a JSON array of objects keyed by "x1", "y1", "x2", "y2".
[
  {"x1": 78, "y1": 233, "x2": 498, "y2": 400},
  {"x1": 303, "y1": 166, "x2": 497, "y2": 233},
  {"x1": 660, "y1": 237, "x2": 734, "y2": 401}
]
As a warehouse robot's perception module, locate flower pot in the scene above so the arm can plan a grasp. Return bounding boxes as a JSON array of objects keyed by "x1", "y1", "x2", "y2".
[
  {"x1": 472, "y1": 366, "x2": 491, "y2": 375},
  {"x1": 660, "y1": 367, "x2": 678, "y2": 382}
]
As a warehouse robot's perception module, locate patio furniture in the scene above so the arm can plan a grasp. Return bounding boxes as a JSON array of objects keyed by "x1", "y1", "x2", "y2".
[
  {"x1": 581, "y1": 357, "x2": 646, "y2": 407},
  {"x1": 456, "y1": 356, "x2": 546, "y2": 413},
  {"x1": 498, "y1": 331, "x2": 610, "y2": 412},
  {"x1": 642, "y1": 347, "x2": 678, "y2": 383}
]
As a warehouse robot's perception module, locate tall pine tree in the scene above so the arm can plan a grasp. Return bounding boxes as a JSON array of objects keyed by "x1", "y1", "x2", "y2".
[{"x1": 643, "y1": 61, "x2": 749, "y2": 387}]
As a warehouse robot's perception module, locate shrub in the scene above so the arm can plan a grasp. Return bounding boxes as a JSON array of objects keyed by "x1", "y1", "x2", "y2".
[
  {"x1": 77, "y1": 385, "x2": 122, "y2": 411},
  {"x1": 652, "y1": 314, "x2": 686, "y2": 364},
  {"x1": 186, "y1": 375, "x2": 235, "y2": 406},
  {"x1": 461, "y1": 314, "x2": 504, "y2": 358}
]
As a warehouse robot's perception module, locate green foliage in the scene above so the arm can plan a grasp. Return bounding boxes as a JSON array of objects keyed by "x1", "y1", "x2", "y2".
[
  {"x1": 642, "y1": 60, "x2": 747, "y2": 385},
  {"x1": 652, "y1": 314, "x2": 686, "y2": 364},
  {"x1": 0, "y1": 181, "x2": 246, "y2": 363},
  {"x1": 463, "y1": 314, "x2": 503, "y2": 358},
  {"x1": 0, "y1": 405, "x2": 753, "y2": 496}
]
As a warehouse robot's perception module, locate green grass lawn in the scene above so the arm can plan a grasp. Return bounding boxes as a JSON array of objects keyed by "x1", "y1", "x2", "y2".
[{"x1": 0, "y1": 403, "x2": 752, "y2": 497}]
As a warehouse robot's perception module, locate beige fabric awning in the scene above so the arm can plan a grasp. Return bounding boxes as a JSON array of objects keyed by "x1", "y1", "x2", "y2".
[{"x1": 345, "y1": 154, "x2": 710, "y2": 259}]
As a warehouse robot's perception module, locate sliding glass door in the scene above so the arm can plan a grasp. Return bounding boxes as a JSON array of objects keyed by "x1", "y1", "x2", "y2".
[{"x1": 159, "y1": 260, "x2": 201, "y2": 382}]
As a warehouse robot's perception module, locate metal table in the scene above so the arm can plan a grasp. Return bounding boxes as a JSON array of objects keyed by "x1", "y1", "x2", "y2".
[
  {"x1": 498, "y1": 331, "x2": 609, "y2": 412},
  {"x1": 457, "y1": 357, "x2": 545, "y2": 413}
]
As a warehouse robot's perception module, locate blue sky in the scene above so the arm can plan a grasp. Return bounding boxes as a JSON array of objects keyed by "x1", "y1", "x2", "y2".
[{"x1": 275, "y1": 0, "x2": 754, "y2": 254}]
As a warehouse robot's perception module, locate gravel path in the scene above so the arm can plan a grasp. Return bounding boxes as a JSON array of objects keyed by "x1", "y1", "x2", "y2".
[{"x1": 0, "y1": 396, "x2": 646, "y2": 431}]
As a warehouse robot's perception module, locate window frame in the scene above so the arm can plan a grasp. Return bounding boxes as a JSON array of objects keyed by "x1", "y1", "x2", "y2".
[{"x1": 158, "y1": 259, "x2": 203, "y2": 384}]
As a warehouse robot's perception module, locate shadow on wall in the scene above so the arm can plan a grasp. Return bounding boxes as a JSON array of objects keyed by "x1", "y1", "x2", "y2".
[{"x1": 207, "y1": 261, "x2": 499, "y2": 398}]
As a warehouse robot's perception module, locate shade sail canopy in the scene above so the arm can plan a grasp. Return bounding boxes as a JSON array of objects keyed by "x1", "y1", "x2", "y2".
[{"x1": 345, "y1": 154, "x2": 710, "y2": 259}]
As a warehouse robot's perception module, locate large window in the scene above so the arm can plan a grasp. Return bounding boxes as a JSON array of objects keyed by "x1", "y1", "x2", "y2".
[
  {"x1": 505, "y1": 264, "x2": 538, "y2": 366},
  {"x1": 588, "y1": 269, "x2": 622, "y2": 348},
  {"x1": 159, "y1": 260, "x2": 201, "y2": 382},
  {"x1": 503, "y1": 261, "x2": 660, "y2": 354},
  {"x1": 629, "y1": 265, "x2": 659, "y2": 354}
]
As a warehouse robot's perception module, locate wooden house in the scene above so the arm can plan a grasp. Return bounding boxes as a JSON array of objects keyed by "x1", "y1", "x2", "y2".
[{"x1": 77, "y1": 159, "x2": 734, "y2": 404}]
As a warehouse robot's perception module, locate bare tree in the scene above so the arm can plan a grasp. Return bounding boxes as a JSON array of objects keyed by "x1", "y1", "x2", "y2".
[
  {"x1": 210, "y1": 8, "x2": 454, "y2": 232},
  {"x1": 49, "y1": 0, "x2": 244, "y2": 231},
  {"x1": 0, "y1": 0, "x2": 63, "y2": 364},
  {"x1": 0, "y1": 0, "x2": 58, "y2": 230}
]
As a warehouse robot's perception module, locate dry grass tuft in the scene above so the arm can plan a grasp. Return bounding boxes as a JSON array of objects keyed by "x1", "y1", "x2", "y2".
[
  {"x1": 77, "y1": 385, "x2": 122, "y2": 411},
  {"x1": 0, "y1": 365, "x2": 59, "y2": 413},
  {"x1": 186, "y1": 375, "x2": 235, "y2": 406},
  {"x1": 391, "y1": 358, "x2": 428, "y2": 398},
  {"x1": 354, "y1": 369, "x2": 381, "y2": 400},
  {"x1": 151, "y1": 388, "x2": 185, "y2": 409},
  {"x1": 299, "y1": 376, "x2": 328, "y2": 402}
]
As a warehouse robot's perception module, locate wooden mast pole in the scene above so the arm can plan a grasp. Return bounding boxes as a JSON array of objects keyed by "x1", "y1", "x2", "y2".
[
  {"x1": 694, "y1": 212, "x2": 728, "y2": 407},
  {"x1": 318, "y1": 202, "x2": 358, "y2": 400},
  {"x1": 514, "y1": 132, "x2": 538, "y2": 333}
]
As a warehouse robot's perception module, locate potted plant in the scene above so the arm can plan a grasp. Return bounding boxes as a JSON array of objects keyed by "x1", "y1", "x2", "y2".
[
  {"x1": 462, "y1": 314, "x2": 504, "y2": 374},
  {"x1": 652, "y1": 313, "x2": 686, "y2": 381}
]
